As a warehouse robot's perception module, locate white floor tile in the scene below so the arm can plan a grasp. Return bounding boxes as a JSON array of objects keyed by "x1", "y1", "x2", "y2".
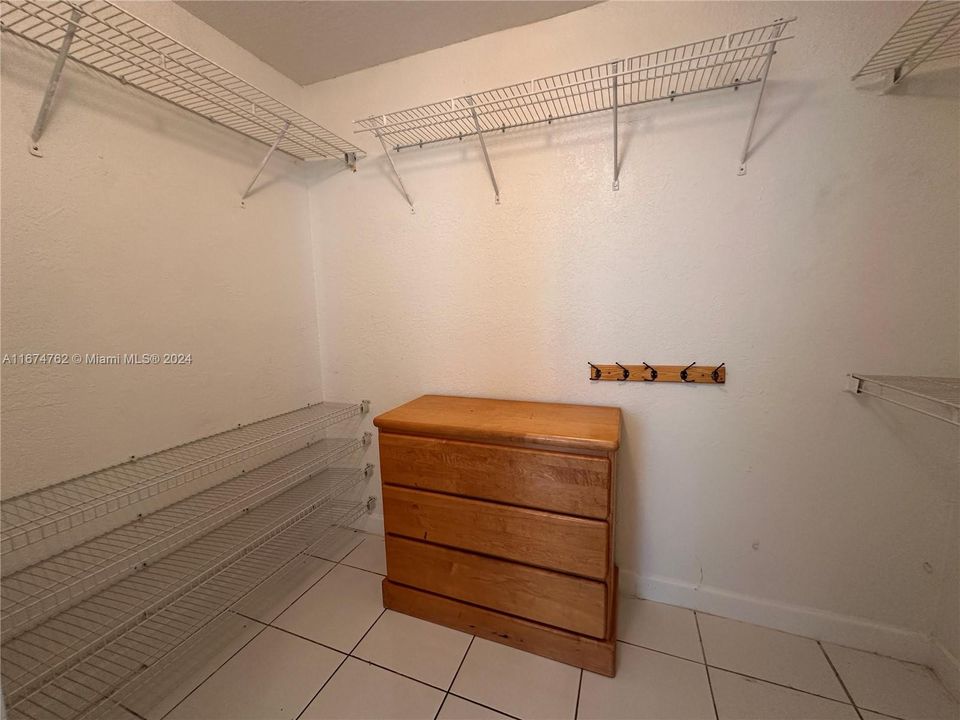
[
  {"x1": 452, "y1": 638, "x2": 580, "y2": 720},
  {"x1": 709, "y1": 667, "x2": 859, "y2": 720},
  {"x1": 354, "y1": 610, "x2": 472, "y2": 689},
  {"x1": 124, "y1": 613, "x2": 265, "y2": 720},
  {"x1": 300, "y1": 657, "x2": 444, "y2": 719},
  {"x1": 95, "y1": 702, "x2": 142, "y2": 720},
  {"x1": 823, "y1": 644, "x2": 959, "y2": 720},
  {"x1": 578, "y1": 642, "x2": 715, "y2": 720},
  {"x1": 274, "y1": 564, "x2": 384, "y2": 652},
  {"x1": 305, "y1": 526, "x2": 366, "y2": 562},
  {"x1": 165, "y1": 627, "x2": 343, "y2": 720},
  {"x1": 233, "y1": 555, "x2": 334, "y2": 623},
  {"x1": 617, "y1": 596, "x2": 703, "y2": 661},
  {"x1": 438, "y1": 695, "x2": 514, "y2": 720},
  {"x1": 697, "y1": 613, "x2": 846, "y2": 701},
  {"x1": 342, "y1": 535, "x2": 387, "y2": 575}
]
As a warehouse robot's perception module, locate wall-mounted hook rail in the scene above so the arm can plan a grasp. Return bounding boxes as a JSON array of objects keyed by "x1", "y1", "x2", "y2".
[{"x1": 587, "y1": 363, "x2": 726, "y2": 384}]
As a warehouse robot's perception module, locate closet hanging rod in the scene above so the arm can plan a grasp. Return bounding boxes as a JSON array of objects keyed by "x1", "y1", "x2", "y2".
[{"x1": 0, "y1": 0, "x2": 365, "y2": 164}]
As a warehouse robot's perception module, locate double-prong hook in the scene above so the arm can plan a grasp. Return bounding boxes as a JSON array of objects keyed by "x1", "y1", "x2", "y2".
[
  {"x1": 615, "y1": 362, "x2": 630, "y2": 381},
  {"x1": 680, "y1": 361, "x2": 697, "y2": 382},
  {"x1": 711, "y1": 362, "x2": 725, "y2": 383},
  {"x1": 642, "y1": 361, "x2": 658, "y2": 382},
  {"x1": 588, "y1": 362, "x2": 602, "y2": 381}
]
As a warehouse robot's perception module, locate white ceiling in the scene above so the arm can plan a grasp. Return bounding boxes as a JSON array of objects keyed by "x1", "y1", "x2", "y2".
[{"x1": 176, "y1": 1, "x2": 598, "y2": 85}]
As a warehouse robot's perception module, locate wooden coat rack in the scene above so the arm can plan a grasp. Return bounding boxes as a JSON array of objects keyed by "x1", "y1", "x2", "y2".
[{"x1": 588, "y1": 362, "x2": 726, "y2": 384}]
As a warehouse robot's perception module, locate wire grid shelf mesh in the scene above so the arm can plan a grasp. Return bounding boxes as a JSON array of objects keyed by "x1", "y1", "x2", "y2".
[
  {"x1": 1, "y1": 402, "x2": 363, "y2": 557},
  {"x1": 8, "y1": 498, "x2": 368, "y2": 720},
  {"x1": 853, "y1": 1, "x2": 960, "y2": 81},
  {"x1": 2, "y1": 467, "x2": 368, "y2": 710},
  {"x1": 851, "y1": 374, "x2": 960, "y2": 425},
  {"x1": 355, "y1": 18, "x2": 794, "y2": 150},
  {"x1": 1, "y1": 437, "x2": 366, "y2": 643},
  {"x1": 0, "y1": 0, "x2": 365, "y2": 161}
]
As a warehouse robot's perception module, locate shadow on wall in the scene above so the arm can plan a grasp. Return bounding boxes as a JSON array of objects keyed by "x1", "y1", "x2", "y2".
[{"x1": 859, "y1": 66, "x2": 960, "y2": 99}]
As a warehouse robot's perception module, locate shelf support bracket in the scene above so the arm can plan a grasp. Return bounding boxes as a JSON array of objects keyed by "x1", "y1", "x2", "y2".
[
  {"x1": 737, "y1": 34, "x2": 781, "y2": 176},
  {"x1": 29, "y1": 7, "x2": 82, "y2": 157},
  {"x1": 242, "y1": 120, "x2": 290, "y2": 202},
  {"x1": 468, "y1": 99, "x2": 501, "y2": 205},
  {"x1": 611, "y1": 60, "x2": 621, "y2": 191},
  {"x1": 375, "y1": 130, "x2": 415, "y2": 213}
]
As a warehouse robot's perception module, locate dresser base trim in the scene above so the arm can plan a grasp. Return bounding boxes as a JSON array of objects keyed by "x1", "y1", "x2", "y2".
[{"x1": 382, "y1": 574, "x2": 618, "y2": 677}]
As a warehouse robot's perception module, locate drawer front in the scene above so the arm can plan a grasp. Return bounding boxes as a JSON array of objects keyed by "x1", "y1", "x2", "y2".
[
  {"x1": 385, "y1": 535, "x2": 607, "y2": 638},
  {"x1": 383, "y1": 486, "x2": 608, "y2": 580},
  {"x1": 379, "y1": 432, "x2": 610, "y2": 519}
]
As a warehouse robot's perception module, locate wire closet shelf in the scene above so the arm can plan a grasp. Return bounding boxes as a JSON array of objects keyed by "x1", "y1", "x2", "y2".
[
  {"x1": 0, "y1": 0, "x2": 365, "y2": 162},
  {"x1": 848, "y1": 374, "x2": 960, "y2": 426},
  {"x1": 852, "y1": 1, "x2": 960, "y2": 86},
  {"x1": 0, "y1": 401, "x2": 367, "y2": 562},
  {"x1": 355, "y1": 18, "x2": 795, "y2": 150}
]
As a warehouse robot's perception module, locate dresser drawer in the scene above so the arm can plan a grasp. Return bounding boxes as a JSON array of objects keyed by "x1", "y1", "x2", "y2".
[
  {"x1": 385, "y1": 536, "x2": 607, "y2": 638},
  {"x1": 379, "y1": 432, "x2": 610, "y2": 519},
  {"x1": 383, "y1": 486, "x2": 608, "y2": 579}
]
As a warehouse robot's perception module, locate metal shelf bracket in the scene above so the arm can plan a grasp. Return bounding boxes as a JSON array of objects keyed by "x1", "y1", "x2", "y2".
[
  {"x1": 611, "y1": 59, "x2": 621, "y2": 191},
  {"x1": 738, "y1": 23, "x2": 783, "y2": 176},
  {"x1": 468, "y1": 97, "x2": 501, "y2": 205},
  {"x1": 375, "y1": 129, "x2": 415, "y2": 213},
  {"x1": 28, "y1": 6, "x2": 80, "y2": 157},
  {"x1": 241, "y1": 120, "x2": 290, "y2": 204}
]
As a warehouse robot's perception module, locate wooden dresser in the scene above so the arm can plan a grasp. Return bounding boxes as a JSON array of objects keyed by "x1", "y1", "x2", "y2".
[{"x1": 373, "y1": 395, "x2": 620, "y2": 676}]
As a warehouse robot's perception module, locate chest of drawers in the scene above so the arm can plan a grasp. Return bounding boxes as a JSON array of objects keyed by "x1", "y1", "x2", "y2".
[{"x1": 373, "y1": 395, "x2": 620, "y2": 676}]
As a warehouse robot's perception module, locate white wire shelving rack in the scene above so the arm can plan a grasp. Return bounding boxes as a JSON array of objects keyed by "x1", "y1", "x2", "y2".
[
  {"x1": 355, "y1": 18, "x2": 795, "y2": 209},
  {"x1": 6, "y1": 493, "x2": 370, "y2": 720},
  {"x1": 0, "y1": 0, "x2": 365, "y2": 199},
  {"x1": 847, "y1": 374, "x2": 960, "y2": 425},
  {"x1": 852, "y1": 1, "x2": 960, "y2": 89},
  {"x1": 1, "y1": 400, "x2": 367, "y2": 568},
  {"x1": 2, "y1": 464, "x2": 372, "y2": 715},
  {"x1": 1, "y1": 437, "x2": 372, "y2": 643}
]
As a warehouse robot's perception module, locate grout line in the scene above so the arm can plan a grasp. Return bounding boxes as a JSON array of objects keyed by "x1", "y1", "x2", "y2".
[
  {"x1": 819, "y1": 641, "x2": 865, "y2": 720},
  {"x1": 447, "y1": 692, "x2": 524, "y2": 720},
  {"x1": 348, "y1": 607, "x2": 387, "y2": 655},
  {"x1": 709, "y1": 665, "x2": 860, "y2": 707},
  {"x1": 695, "y1": 612, "x2": 719, "y2": 720},
  {"x1": 157, "y1": 619, "x2": 271, "y2": 720},
  {"x1": 616, "y1": 638, "x2": 705, "y2": 665},
  {"x1": 294, "y1": 653, "x2": 350, "y2": 720},
  {"x1": 574, "y1": 668, "x2": 583, "y2": 720},
  {"x1": 435, "y1": 633, "x2": 475, "y2": 720}
]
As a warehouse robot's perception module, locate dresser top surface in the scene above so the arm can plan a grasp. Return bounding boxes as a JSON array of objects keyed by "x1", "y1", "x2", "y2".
[{"x1": 373, "y1": 395, "x2": 621, "y2": 451}]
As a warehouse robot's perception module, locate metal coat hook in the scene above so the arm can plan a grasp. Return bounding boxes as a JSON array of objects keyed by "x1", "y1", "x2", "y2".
[
  {"x1": 588, "y1": 362, "x2": 602, "y2": 381},
  {"x1": 642, "y1": 362, "x2": 658, "y2": 381},
  {"x1": 680, "y1": 361, "x2": 697, "y2": 382},
  {"x1": 711, "y1": 363, "x2": 726, "y2": 383},
  {"x1": 615, "y1": 362, "x2": 630, "y2": 381}
]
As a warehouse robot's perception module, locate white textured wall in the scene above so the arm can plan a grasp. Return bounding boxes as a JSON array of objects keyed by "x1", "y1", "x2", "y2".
[
  {"x1": 302, "y1": 0, "x2": 959, "y2": 682},
  {"x1": 1, "y1": 1, "x2": 325, "y2": 497}
]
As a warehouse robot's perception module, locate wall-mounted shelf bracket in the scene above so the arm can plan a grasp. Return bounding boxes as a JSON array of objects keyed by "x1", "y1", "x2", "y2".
[
  {"x1": 241, "y1": 120, "x2": 290, "y2": 203},
  {"x1": 28, "y1": 6, "x2": 80, "y2": 157},
  {"x1": 468, "y1": 98, "x2": 501, "y2": 204},
  {"x1": 611, "y1": 59, "x2": 621, "y2": 191},
  {"x1": 847, "y1": 374, "x2": 960, "y2": 425},
  {"x1": 376, "y1": 129, "x2": 415, "y2": 213},
  {"x1": 738, "y1": 22, "x2": 783, "y2": 176}
]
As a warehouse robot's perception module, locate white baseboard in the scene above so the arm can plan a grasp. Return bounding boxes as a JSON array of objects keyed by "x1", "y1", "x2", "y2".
[
  {"x1": 929, "y1": 637, "x2": 960, "y2": 702},
  {"x1": 621, "y1": 570, "x2": 941, "y2": 675}
]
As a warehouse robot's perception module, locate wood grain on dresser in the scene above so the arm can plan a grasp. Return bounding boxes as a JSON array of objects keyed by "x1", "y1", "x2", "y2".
[{"x1": 374, "y1": 395, "x2": 620, "y2": 676}]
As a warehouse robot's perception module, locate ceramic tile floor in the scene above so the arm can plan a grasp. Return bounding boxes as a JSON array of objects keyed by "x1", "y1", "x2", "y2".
[{"x1": 138, "y1": 531, "x2": 959, "y2": 720}]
